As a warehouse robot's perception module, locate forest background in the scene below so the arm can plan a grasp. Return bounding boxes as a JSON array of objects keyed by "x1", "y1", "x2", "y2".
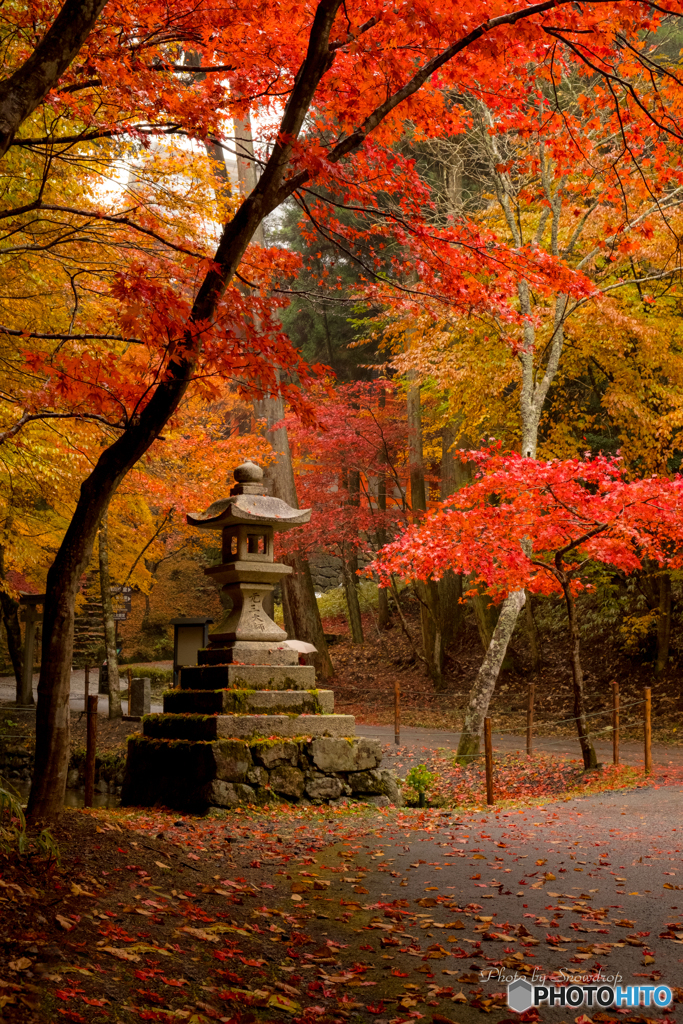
[{"x1": 3, "y1": 0, "x2": 683, "y2": 813}]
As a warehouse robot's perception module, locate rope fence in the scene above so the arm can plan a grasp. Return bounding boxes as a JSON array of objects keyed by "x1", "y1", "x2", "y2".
[
  {"x1": 393, "y1": 684, "x2": 655, "y2": 806},
  {"x1": 481, "y1": 683, "x2": 653, "y2": 804}
]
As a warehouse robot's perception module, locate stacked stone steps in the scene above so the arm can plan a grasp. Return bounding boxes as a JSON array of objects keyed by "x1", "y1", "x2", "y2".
[
  {"x1": 143, "y1": 710, "x2": 356, "y2": 741},
  {"x1": 179, "y1": 663, "x2": 316, "y2": 690},
  {"x1": 163, "y1": 687, "x2": 334, "y2": 715}
]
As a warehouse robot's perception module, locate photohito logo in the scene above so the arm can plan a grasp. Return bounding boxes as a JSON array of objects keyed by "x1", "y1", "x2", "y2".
[{"x1": 507, "y1": 978, "x2": 673, "y2": 1013}]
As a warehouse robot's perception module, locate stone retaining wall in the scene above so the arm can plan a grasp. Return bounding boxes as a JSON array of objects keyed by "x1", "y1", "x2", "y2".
[{"x1": 122, "y1": 732, "x2": 401, "y2": 810}]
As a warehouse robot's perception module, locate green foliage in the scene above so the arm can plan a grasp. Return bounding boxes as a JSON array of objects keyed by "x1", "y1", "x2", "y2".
[
  {"x1": 619, "y1": 611, "x2": 659, "y2": 659},
  {"x1": 268, "y1": 199, "x2": 383, "y2": 380},
  {"x1": 118, "y1": 666, "x2": 173, "y2": 689},
  {"x1": 0, "y1": 777, "x2": 59, "y2": 862},
  {"x1": 405, "y1": 764, "x2": 436, "y2": 794},
  {"x1": 316, "y1": 581, "x2": 380, "y2": 621}
]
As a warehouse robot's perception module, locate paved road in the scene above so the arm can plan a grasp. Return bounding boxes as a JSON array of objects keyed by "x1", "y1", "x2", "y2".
[
  {"x1": 257, "y1": 784, "x2": 683, "y2": 1021},
  {"x1": 356, "y1": 722, "x2": 683, "y2": 770},
  {"x1": 0, "y1": 664, "x2": 171, "y2": 714},
  {"x1": 3, "y1": 674, "x2": 680, "y2": 773}
]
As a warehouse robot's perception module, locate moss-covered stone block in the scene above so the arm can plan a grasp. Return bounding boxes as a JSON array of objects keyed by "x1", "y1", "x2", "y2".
[
  {"x1": 143, "y1": 713, "x2": 218, "y2": 741},
  {"x1": 179, "y1": 664, "x2": 316, "y2": 691},
  {"x1": 120, "y1": 736, "x2": 217, "y2": 808},
  {"x1": 252, "y1": 739, "x2": 300, "y2": 769}
]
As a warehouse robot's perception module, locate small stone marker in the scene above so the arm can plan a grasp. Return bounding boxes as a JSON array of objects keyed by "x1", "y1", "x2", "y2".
[{"x1": 130, "y1": 677, "x2": 151, "y2": 717}]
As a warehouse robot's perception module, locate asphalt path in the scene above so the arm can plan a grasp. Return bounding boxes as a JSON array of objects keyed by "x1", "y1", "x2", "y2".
[
  {"x1": 0, "y1": 665, "x2": 168, "y2": 714},
  {"x1": 254, "y1": 785, "x2": 683, "y2": 1022}
]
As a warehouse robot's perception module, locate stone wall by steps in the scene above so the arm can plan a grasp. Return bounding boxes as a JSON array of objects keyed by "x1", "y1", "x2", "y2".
[
  {"x1": 1, "y1": 741, "x2": 125, "y2": 796},
  {"x1": 122, "y1": 732, "x2": 402, "y2": 810}
]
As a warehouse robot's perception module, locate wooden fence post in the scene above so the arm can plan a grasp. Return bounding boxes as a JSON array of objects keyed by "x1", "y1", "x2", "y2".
[
  {"x1": 644, "y1": 686, "x2": 652, "y2": 774},
  {"x1": 484, "y1": 717, "x2": 494, "y2": 806},
  {"x1": 612, "y1": 681, "x2": 619, "y2": 766},
  {"x1": 84, "y1": 664, "x2": 90, "y2": 713},
  {"x1": 84, "y1": 694, "x2": 98, "y2": 807},
  {"x1": 526, "y1": 681, "x2": 534, "y2": 756},
  {"x1": 127, "y1": 667, "x2": 132, "y2": 715},
  {"x1": 394, "y1": 680, "x2": 400, "y2": 745}
]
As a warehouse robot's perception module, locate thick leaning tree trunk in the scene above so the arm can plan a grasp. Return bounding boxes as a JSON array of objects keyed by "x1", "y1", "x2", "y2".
[
  {"x1": 98, "y1": 510, "x2": 122, "y2": 720},
  {"x1": 27, "y1": 0, "x2": 348, "y2": 818},
  {"x1": 456, "y1": 588, "x2": 526, "y2": 762}
]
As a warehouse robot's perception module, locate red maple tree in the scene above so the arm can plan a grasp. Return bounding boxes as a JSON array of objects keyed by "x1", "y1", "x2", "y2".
[
  {"x1": 371, "y1": 448, "x2": 683, "y2": 767},
  {"x1": 3, "y1": 0, "x2": 683, "y2": 815}
]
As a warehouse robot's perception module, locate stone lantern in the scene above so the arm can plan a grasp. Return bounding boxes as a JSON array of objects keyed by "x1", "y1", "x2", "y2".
[
  {"x1": 120, "y1": 461, "x2": 401, "y2": 811},
  {"x1": 186, "y1": 460, "x2": 308, "y2": 661}
]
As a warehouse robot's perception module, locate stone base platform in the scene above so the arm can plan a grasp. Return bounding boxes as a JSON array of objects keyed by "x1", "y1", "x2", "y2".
[
  {"x1": 179, "y1": 664, "x2": 316, "y2": 691},
  {"x1": 120, "y1": 734, "x2": 402, "y2": 810},
  {"x1": 198, "y1": 643, "x2": 298, "y2": 666},
  {"x1": 143, "y1": 711, "x2": 356, "y2": 741},
  {"x1": 163, "y1": 688, "x2": 334, "y2": 715}
]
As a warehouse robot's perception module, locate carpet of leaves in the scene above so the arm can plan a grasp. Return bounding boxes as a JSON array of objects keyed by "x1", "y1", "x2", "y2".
[
  {"x1": 3, "y1": 759, "x2": 683, "y2": 1024},
  {"x1": 397, "y1": 754, "x2": 649, "y2": 809}
]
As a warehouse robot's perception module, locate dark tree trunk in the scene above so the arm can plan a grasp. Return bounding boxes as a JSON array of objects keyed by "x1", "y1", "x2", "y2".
[
  {"x1": 0, "y1": 524, "x2": 23, "y2": 694},
  {"x1": 656, "y1": 571, "x2": 672, "y2": 676},
  {"x1": 438, "y1": 424, "x2": 464, "y2": 648},
  {"x1": 343, "y1": 550, "x2": 364, "y2": 644},
  {"x1": 524, "y1": 589, "x2": 541, "y2": 673},
  {"x1": 0, "y1": 0, "x2": 109, "y2": 156},
  {"x1": 98, "y1": 510, "x2": 122, "y2": 720},
  {"x1": 561, "y1": 579, "x2": 597, "y2": 770},
  {"x1": 1, "y1": 596, "x2": 24, "y2": 699},
  {"x1": 254, "y1": 392, "x2": 334, "y2": 681},
  {"x1": 407, "y1": 375, "x2": 443, "y2": 688}
]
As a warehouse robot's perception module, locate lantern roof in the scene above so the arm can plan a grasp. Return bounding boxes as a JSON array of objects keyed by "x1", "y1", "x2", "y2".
[{"x1": 187, "y1": 461, "x2": 311, "y2": 531}]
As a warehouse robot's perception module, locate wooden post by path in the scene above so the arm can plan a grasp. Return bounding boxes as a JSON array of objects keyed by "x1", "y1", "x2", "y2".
[
  {"x1": 127, "y1": 667, "x2": 132, "y2": 715},
  {"x1": 526, "y1": 681, "x2": 534, "y2": 756},
  {"x1": 84, "y1": 665, "x2": 90, "y2": 713},
  {"x1": 394, "y1": 680, "x2": 400, "y2": 745},
  {"x1": 484, "y1": 717, "x2": 494, "y2": 806},
  {"x1": 84, "y1": 694, "x2": 98, "y2": 807},
  {"x1": 612, "y1": 681, "x2": 620, "y2": 766},
  {"x1": 644, "y1": 686, "x2": 652, "y2": 774}
]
